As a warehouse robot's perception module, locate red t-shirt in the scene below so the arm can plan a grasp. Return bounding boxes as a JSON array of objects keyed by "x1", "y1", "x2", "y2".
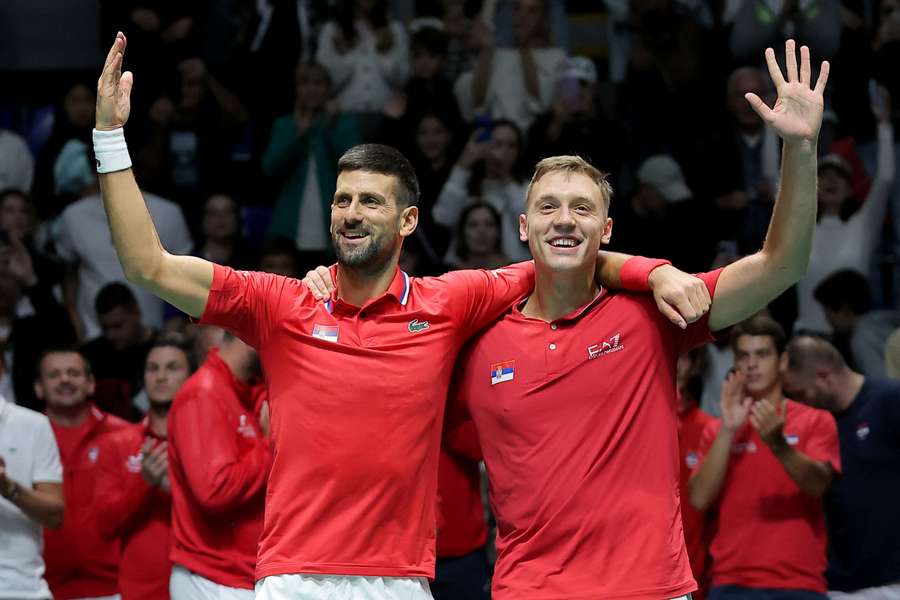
[
  {"x1": 198, "y1": 262, "x2": 535, "y2": 580},
  {"x1": 96, "y1": 418, "x2": 172, "y2": 600},
  {"x1": 452, "y1": 270, "x2": 724, "y2": 600},
  {"x1": 697, "y1": 401, "x2": 841, "y2": 592},
  {"x1": 437, "y1": 419, "x2": 487, "y2": 558},
  {"x1": 678, "y1": 401, "x2": 715, "y2": 600},
  {"x1": 45, "y1": 406, "x2": 128, "y2": 600},
  {"x1": 167, "y1": 349, "x2": 271, "y2": 589}
]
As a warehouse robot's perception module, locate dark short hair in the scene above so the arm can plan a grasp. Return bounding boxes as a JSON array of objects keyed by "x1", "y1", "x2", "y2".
[
  {"x1": 37, "y1": 345, "x2": 92, "y2": 377},
  {"x1": 95, "y1": 282, "x2": 139, "y2": 316},
  {"x1": 814, "y1": 269, "x2": 873, "y2": 315},
  {"x1": 411, "y1": 27, "x2": 449, "y2": 56},
  {"x1": 337, "y1": 144, "x2": 420, "y2": 207},
  {"x1": 147, "y1": 331, "x2": 196, "y2": 372},
  {"x1": 731, "y1": 315, "x2": 787, "y2": 354}
]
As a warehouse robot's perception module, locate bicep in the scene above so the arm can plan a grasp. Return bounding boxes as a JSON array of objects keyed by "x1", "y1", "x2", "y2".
[
  {"x1": 708, "y1": 253, "x2": 792, "y2": 330},
  {"x1": 147, "y1": 253, "x2": 214, "y2": 318}
]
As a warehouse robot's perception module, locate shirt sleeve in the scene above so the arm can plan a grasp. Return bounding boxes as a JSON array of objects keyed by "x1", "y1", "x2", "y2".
[
  {"x1": 199, "y1": 264, "x2": 303, "y2": 348},
  {"x1": 440, "y1": 261, "x2": 535, "y2": 339},
  {"x1": 31, "y1": 414, "x2": 62, "y2": 484},
  {"x1": 675, "y1": 268, "x2": 729, "y2": 354},
  {"x1": 801, "y1": 410, "x2": 842, "y2": 475},
  {"x1": 169, "y1": 391, "x2": 271, "y2": 514}
]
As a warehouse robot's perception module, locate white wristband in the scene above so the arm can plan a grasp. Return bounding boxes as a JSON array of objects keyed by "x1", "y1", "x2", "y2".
[{"x1": 92, "y1": 128, "x2": 132, "y2": 173}]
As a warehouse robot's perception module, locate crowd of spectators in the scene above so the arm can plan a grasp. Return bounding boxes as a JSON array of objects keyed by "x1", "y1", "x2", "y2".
[{"x1": 1, "y1": 0, "x2": 900, "y2": 599}]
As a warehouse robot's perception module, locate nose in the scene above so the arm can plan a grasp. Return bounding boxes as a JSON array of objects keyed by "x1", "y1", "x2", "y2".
[
  {"x1": 344, "y1": 198, "x2": 364, "y2": 223},
  {"x1": 553, "y1": 205, "x2": 576, "y2": 228}
]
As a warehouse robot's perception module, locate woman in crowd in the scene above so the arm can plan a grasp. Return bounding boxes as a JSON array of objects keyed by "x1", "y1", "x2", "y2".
[{"x1": 449, "y1": 201, "x2": 509, "y2": 271}]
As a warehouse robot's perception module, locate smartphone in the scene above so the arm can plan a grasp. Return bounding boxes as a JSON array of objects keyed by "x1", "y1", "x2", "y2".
[{"x1": 474, "y1": 113, "x2": 493, "y2": 142}]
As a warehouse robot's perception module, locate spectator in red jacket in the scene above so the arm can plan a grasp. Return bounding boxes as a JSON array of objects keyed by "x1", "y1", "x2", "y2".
[
  {"x1": 97, "y1": 333, "x2": 194, "y2": 600},
  {"x1": 36, "y1": 346, "x2": 129, "y2": 600},
  {"x1": 167, "y1": 332, "x2": 270, "y2": 599}
]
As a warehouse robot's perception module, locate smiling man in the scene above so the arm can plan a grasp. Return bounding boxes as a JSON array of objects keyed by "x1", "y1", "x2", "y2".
[
  {"x1": 450, "y1": 40, "x2": 831, "y2": 600},
  {"x1": 91, "y1": 32, "x2": 705, "y2": 600}
]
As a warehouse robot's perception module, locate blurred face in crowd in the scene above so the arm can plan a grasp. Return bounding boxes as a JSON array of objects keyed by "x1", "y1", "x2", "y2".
[
  {"x1": 733, "y1": 334, "x2": 782, "y2": 398},
  {"x1": 203, "y1": 194, "x2": 239, "y2": 243},
  {"x1": 295, "y1": 64, "x2": 330, "y2": 113},
  {"x1": 416, "y1": 115, "x2": 452, "y2": 165},
  {"x1": 463, "y1": 205, "x2": 501, "y2": 257},
  {"x1": 728, "y1": 70, "x2": 766, "y2": 132},
  {"x1": 486, "y1": 124, "x2": 520, "y2": 180},
  {"x1": 557, "y1": 76, "x2": 595, "y2": 116},
  {"x1": 259, "y1": 252, "x2": 299, "y2": 277},
  {"x1": 0, "y1": 192, "x2": 35, "y2": 240},
  {"x1": 817, "y1": 167, "x2": 852, "y2": 214},
  {"x1": 35, "y1": 352, "x2": 95, "y2": 409},
  {"x1": 64, "y1": 83, "x2": 95, "y2": 129},
  {"x1": 412, "y1": 49, "x2": 445, "y2": 79},
  {"x1": 781, "y1": 364, "x2": 836, "y2": 411},
  {"x1": 512, "y1": 0, "x2": 547, "y2": 45},
  {"x1": 521, "y1": 170, "x2": 612, "y2": 274},
  {"x1": 192, "y1": 325, "x2": 226, "y2": 364},
  {"x1": 144, "y1": 346, "x2": 191, "y2": 405},
  {"x1": 99, "y1": 304, "x2": 145, "y2": 351},
  {"x1": 331, "y1": 170, "x2": 416, "y2": 272}
]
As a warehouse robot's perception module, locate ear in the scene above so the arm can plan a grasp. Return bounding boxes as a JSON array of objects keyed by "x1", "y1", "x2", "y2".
[
  {"x1": 399, "y1": 205, "x2": 419, "y2": 238},
  {"x1": 779, "y1": 352, "x2": 789, "y2": 372},
  {"x1": 86, "y1": 374, "x2": 96, "y2": 398},
  {"x1": 519, "y1": 213, "x2": 528, "y2": 242},
  {"x1": 600, "y1": 217, "x2": 613, "y2": 245},
  {"x1": 34, "y1": 380, "x2": 44, "y2": 401}
]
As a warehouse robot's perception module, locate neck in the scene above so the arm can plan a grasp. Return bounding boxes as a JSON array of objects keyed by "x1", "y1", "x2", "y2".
[
  {"x1": 750, "y1": 382, "x2": 784, "y2": 405},
  {"x1": 832, "y1": 368, "x2": 864, "y2": 412},
  {"x1": 336, "y1": 257, "x2": 398, "y2": 307},
  {"x1": 218, "y1": 344, "x2": 255, "y2": 383},
  {"x1": 47, "y1": 402, "x2": 90, "y2": 427},
  {"x1": 148, "y1": 401, "x2": 170, "y2": 436},
  {"x1": 522, "y1": 263, "x2": 597, "y2": 322}
]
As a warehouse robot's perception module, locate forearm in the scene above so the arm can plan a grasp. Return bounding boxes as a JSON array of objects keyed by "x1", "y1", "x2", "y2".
[
  {"x1": 770, "y1": 442, "x2": 833, "y2": 497},
  {"x1": 471, "y1": 48, "x2": 494, "y2": 108},
  {"x1": 519, "y1": 48, "x2": 540, "y2": 101},
  {"x1": 6, "y1": 483, "x2": 64, "y2": 529},
  {"x1": 689, "y1": 429, "x2": 734, "y2": 510},
  {"x1": 99, "y1": 169, "x2": 167, "y2": 283}
]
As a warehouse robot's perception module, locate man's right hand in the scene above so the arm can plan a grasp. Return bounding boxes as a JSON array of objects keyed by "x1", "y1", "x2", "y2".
[
  {"x1": 720, "y1": 370, "x2": 752, "y2": 433},
  {"x1": 96, "y1": 32, "x2": 134, "y2": 131},
  {"x1": 303, "y1": 266, "x2": 336, "y2": 301}
]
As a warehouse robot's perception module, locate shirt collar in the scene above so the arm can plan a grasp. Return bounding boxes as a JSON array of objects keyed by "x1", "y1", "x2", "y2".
[
  {"x1": 325, "y1": 265, "x2": 411, "y2": 314},
  {"x1": 513, "y1": 286, "x2": 607, "y2": 324}
]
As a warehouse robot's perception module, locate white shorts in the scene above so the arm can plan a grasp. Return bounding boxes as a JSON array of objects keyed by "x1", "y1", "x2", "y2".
[
  {"x1": 828, "y1": 582, "x2": 900, "y2": 600},
  {"x1": 170, "y1": 565, "x2": 255, "y2": 600},
  {"x1": 255, "y1": 573, "x2": 434, "y2": 600}
]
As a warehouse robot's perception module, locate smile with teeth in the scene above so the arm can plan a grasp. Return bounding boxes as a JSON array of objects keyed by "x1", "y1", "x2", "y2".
[
  {"x1": 548, "y1": 237, "x2": 581, "y2": 248},
  {"x1": 342, "y1": 231, "x2": 369, "y2": 239}
]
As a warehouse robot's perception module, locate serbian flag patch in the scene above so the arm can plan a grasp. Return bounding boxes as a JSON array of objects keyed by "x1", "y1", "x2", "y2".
[
  {"x1": 312, "y1": 324, "x2": 339, "y2": 343},
  {"x1": 491, "y1": 360, "x2": 515, "y2": 385}
]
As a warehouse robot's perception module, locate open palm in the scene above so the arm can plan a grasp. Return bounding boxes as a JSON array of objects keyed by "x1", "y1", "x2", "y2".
[
  {"x1": 745, "y1": 40, "x2": 830, "y2": 146},
  {"x1": 96, "y1": 32, "x2": 134, "y2": 131}
]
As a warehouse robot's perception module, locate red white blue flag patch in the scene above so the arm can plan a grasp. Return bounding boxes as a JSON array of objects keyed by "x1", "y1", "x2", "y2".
[{"x1": 491, "y1": 360, "x2": 515, "y2": 385}]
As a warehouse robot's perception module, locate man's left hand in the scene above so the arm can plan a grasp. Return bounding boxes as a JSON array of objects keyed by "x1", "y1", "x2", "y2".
[
  {"x1": 648, "y1": 265, "x2": 711, "y2": 329},
  {"x1": 750, "y1": 397, "x2": 787, "y2": 451}
]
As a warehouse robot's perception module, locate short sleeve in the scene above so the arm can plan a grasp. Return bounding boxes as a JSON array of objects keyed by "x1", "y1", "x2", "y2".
[
  {"x1": 676, "y1": 268, "x2": 728, "y2": 354},
  {"x1": 801, "y1": 410, "x2": 842, "y2": 475},
  {"x1": 199, "y1": 264, "x2": 305, "y2": 348},
  {"x1": 31, "y1": 414, "x2": 63, "y2": 484},
  {"x1": 695, "y1": 419, "x2": 722, "y2": 464},
  {"x1": 440, "y1": 261, "x2": 535, "y2": 338}
]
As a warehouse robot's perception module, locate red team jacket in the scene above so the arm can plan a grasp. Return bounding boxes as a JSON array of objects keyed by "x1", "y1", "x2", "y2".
[
  {"x1": 167, "y1": 349, "x2": 271, "y2": 589},
  {"x1": 97, "y1": 417, "x2": 172, "y2": 600},
  {"x1": 45, "y1": 405, "x2": 128, "y2": 599}
]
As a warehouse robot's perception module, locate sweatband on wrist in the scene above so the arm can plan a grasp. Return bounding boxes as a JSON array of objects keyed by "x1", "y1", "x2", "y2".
[
  {"x1": 619, "y1": 257, "x2": 672, "y2": 291},
  {"x1": 93, "y1": 128, "x2": 132, "y2": 173}
]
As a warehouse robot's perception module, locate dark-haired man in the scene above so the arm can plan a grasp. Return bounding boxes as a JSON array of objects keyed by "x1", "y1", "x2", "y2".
[
  {"x1": 92, "y1": 32, "x2": 704, "y2": 599},
  {"x1": 783, "y1": 336, "x2": 900, "y2": 599},
  {"x1": 37, "y1": 347, "x2": 129, "y2": 600},
  {"x1": 96, "y1": 333, "x2": 194, "y2": 600},
  {"x1": 690, "y1": 317, "x2": 840, "y2": 600}
]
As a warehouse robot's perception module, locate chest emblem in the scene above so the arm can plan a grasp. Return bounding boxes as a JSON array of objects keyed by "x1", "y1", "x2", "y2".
[
  {"x1": 312, "y1": 324, "x2": 339, "y2": 343},
  {"x1": 785, "y1": 433, "x2": 799, "y2": 445},
  {"x1": 237, "y1": 414, "x2": 257, "y2": 438},
  {"x1": 685, "y1": 452, "x2": 699, "y2": 469},
  {"x1": 490, "y1": 360, "x2": 515, "y2": 385},
  {"x1": 857, "y1": 422, "x2": 870, "y2": 440},
  {"x1": 126, "y1": 452, "x2": 143, "y2": 473},
  {"x1": 732, "y1": 441, "x2": 758, "y2": 454},
  {"x1": 588, "y1": 333, "x2": 624, "y2": 359},
  {"x1": 408, "y1": 319, "x2": 430, "y2": 333},
  {"x1": 87, "y1": 446, "x2": 99, "y2": 463}
]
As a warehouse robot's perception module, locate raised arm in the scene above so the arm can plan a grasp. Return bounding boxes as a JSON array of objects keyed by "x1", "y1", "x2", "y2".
[
  {"x1": 95, "y1": 33, "x2": 213, "y2": 318},
  {"x1": 709, "y1": 40, "x2": 829, "y2": 331}
]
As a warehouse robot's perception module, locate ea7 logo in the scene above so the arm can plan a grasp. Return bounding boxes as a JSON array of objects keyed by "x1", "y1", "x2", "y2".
[{"x1": 588, "y1": 333, "x2": 624, "y2": 359}]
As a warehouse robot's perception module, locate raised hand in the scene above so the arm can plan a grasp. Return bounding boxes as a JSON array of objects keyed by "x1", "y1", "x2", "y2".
[
  {"x1": 720, "y1": 370, "x2": 753, "y2": 433},
  {"x1": 745, "y1": 40, "x2": 829, "y2": 148},
  {"x1": 140, "y1": 438, "x2": 169, "y2": 488},
  {"x1": 96, "y1": 32, "x2": 134, "y2": 131},
  {"x1": 750, "y1": 397, "x2": 787, "y2": 450}
]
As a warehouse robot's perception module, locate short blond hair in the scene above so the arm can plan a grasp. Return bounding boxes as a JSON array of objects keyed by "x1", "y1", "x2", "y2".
[{"x1": 525, "y1": 155, "x2": 613, "y2": 212}]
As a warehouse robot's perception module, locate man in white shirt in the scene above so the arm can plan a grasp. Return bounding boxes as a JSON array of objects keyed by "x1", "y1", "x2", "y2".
[{"x1": 0, "y1": 393, "x2": 65, "y2": 600}]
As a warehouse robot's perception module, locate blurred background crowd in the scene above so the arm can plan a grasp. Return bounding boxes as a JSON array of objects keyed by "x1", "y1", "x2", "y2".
[{"x1": 1, "y1": 0, "x2": 899, "y2": 599}]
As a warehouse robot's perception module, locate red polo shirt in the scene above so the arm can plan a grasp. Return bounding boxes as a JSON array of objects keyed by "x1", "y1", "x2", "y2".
[
  {"x1": 452, "y1": 269, "x2": 724, "y2": 600},
  {"x1": 45, "y1": 405, "x2": 128, "y2": 599},
  {"x1": 697, "y1": 401, "x2": 841, "y2": 592},
  {"x1": 198, "y1": 262, "x2": 537, "y2": 580},
  {"x1": 96, "y1": 417, "x2": 172, "y2": 600},
  {"x1": 437, "y1": 419, "x2": 487, "y2": 558},
  {"x1": 167, "y1": 349, "x2": 271, "y2": 589},
  {"x1": 678, "y1": 400, "x2": 715, "y2": 600}
]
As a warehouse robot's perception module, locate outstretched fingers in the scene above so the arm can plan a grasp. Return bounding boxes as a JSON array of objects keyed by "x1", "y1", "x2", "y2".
[
  {"x1": 799, "y1": 45, "x2": 811, "y2": 86},
  {"x1": 764, "y1": 47, "x2": 785, "y2": 89},
  {"x1": 744, "y1": 92, "x2": 774, "y2": 123},
  {"x1": 814, "y1": 60, "x2": 831, "y2": 96},
  {"x1": 784, "y1": 39, "x2": 798, "y2": 83}
]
